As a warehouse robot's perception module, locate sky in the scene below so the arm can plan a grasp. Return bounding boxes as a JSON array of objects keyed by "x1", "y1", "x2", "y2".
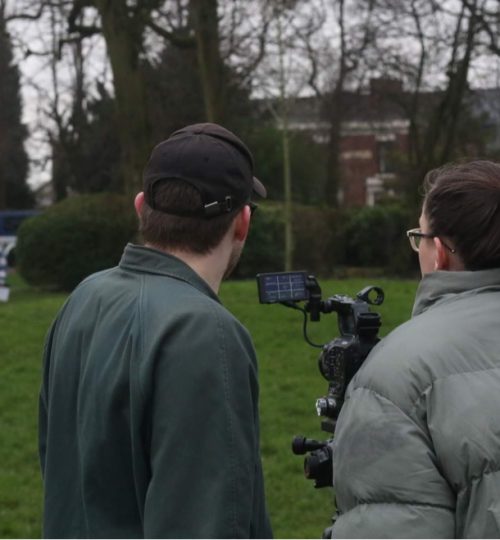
[{"x1": 6, "y1": 1, "x2": 110, "y2": 189}]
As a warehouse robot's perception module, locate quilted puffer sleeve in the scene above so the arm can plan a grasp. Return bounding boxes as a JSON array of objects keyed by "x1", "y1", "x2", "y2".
[{"x1": 331, "y1": 385, "x2": 456, "y2": 538}]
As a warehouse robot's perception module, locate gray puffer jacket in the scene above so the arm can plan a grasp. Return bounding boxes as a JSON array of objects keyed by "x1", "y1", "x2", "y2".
[{"x1": 331, "y1": 269, "x2": 500, "y2": 538}]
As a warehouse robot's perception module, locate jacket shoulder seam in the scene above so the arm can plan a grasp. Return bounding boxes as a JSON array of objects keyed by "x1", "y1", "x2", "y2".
[
  {"x1": 457, "y1": 465, "x2": 500, "y2": 494},
  {"x1": 137, "y1": 274, "x2": 147, "y2": 404},
  {"x1": 354, "y1": 364, "x2": 500, "y2": 416},
  {"x1": 347, "y1": 383, "x2": 415, "y2": 421},
  {"x1": 411, "y1": 364, "x2": 500, "y2": 413},
  {"x1": 209, "y1": 302, "x2": 239, "y2": 537},
  {"x1": 341, "y1": 500, "x2": 455, "y2": 511}
]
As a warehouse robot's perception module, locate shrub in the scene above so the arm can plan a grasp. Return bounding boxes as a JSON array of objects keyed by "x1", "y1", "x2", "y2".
[
  {"x1": 17, "y1": 193, "x2": 137, "y2": 291},
  {"x1": 292, "y1": 205, "x2": 343, "y2": 276},
  {"x1": 234, "y1": 204, "x2": 284, "y2": 277},
  {"x1": 235, "y1": 203, "x2": 344, "y2": 278},
  {"x1": 340, "y1": 204, "x2": 416, "y2": 274},
  {"x1": 234, "y1": 202, "x2": 417, "y2": 279}
]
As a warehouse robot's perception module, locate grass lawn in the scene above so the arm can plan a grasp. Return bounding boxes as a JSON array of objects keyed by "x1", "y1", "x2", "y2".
[{"x1": 0, "y1": 272, "x2": 418, "y2": 538}]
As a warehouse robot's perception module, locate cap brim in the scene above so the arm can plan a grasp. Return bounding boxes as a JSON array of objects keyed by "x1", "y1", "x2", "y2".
[{"x1": 252, "y1": 176, "x2": 267, "y2": 198}]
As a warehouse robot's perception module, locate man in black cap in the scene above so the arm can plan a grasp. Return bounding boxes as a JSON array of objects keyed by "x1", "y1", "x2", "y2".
[{"x1": 39, "y1": 123, "x2": 273, "y2": 539}]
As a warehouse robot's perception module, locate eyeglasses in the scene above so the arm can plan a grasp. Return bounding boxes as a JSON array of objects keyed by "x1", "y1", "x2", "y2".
[
  {"x1": 248, "y1": 201, "x2": 258, "y2": 216},
  {"x1": 406, "y1": 228, "x2": 456, "y2": 253}
]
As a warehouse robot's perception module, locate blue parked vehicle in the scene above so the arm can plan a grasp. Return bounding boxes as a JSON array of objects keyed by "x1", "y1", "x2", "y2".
[{"x1": 0, "y1": 210, "x2": 41, "y2": 266}]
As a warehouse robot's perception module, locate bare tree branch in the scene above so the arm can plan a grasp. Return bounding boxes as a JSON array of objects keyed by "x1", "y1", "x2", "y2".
[
  {"x1": 145, "y1": 18, "x2": 195, "y2": 48},
  {"x1": 67, "y1": 0, "x2": 101, "y2": 37}
]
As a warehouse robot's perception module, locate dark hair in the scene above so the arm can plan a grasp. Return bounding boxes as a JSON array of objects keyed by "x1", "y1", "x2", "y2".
[
  {"x1": 423, "y1": 160, "x2": 500, "y2": 270},
  {"x1": 139, "y1": 180, "x2": 239, "y2": 254}
]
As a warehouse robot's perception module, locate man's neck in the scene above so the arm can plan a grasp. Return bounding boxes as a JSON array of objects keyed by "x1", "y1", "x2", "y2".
[{"x1": 145, "y1": 242, "x2": 229, "y2": 294}]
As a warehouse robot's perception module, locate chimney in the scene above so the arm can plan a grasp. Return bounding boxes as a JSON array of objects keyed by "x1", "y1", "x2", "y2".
[{"x1": 369, "y1": 77, "x2": 403, "y2": 96}]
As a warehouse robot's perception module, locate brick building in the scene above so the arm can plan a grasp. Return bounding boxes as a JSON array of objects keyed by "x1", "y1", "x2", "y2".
[
  {"x1": 284, "y1": 79, "x2": 500, "y2": 207},
  {"x1": 286, "y1": 78, "x2": 410, "y2": 207}
]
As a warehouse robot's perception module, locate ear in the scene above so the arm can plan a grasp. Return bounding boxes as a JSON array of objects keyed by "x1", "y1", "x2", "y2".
[
  {"x1": 434, "y1": 237, "x2": 450, "y2": 271},
  {"x1": 134, "y1": 192, "x2": 145, "y2": 217},
  {"x1": 233, "y1": 205, "x2": 251, "y2": 242}
]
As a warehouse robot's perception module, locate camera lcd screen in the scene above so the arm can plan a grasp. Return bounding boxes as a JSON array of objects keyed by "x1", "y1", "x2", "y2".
[{"x1": 256, "y1": 271, "x2": 309, "y2": 304}]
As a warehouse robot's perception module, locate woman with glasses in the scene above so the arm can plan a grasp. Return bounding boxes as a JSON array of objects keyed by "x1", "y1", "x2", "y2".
[{"x1": 330, "y1": 160, "x2": 500, "y2": 539}]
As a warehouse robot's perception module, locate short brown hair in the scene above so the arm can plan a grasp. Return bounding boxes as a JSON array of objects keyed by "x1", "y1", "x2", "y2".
[
  {"x1": 139, "y1": 180, "x2": 239, "y2": 254},
  {"x1": 423, "y1": 160, "x2": 500, "y2": 270}
]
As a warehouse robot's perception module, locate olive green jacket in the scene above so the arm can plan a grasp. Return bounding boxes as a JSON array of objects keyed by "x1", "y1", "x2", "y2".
[
  {"x1": 39, "y1": 244, "x2": 272, "y2": 539},
  {"x1": 332, "y1": 269, "x2": 500, "y2": 538}
]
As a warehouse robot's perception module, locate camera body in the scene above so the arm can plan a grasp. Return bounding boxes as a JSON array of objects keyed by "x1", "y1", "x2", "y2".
[
  {"x1": 257, "y1": 271, "x2": 384, "y2": 490},
  {"x1": 314, "y1": 293, "x2": 384, "y2": 434}
]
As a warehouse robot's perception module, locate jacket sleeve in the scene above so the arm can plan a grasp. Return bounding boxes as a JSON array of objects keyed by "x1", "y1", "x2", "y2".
[
  {"x1": 331, "y1": 384, "x2": 456, "y2": 539},
  {"x1": 142, "y1": 305, "x2": 272, "y2": 539},
  {"x1": 39, "y1": 319, "x2": 58, "y2": 477}
]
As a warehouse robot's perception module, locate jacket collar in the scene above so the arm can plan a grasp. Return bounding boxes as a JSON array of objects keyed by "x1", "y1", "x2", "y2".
[
  {"x1": 119, "y1": 243, "x2": 220, "y2": 303},
  {"x1": 412, "y1": 268, "x2": 500, "y2": 317}
]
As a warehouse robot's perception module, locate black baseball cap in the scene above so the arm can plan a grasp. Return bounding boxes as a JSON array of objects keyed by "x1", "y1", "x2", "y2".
[{"x1": 143, "y1": 123, "x2": 266, "y2": 218}]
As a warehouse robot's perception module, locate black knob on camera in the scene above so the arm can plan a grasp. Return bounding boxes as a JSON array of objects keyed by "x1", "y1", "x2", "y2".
[
  {"x1": 304, "y1": 444, "x2": 333, "y2": 488},
  {"x1": 291, "y1": 435, "x2": 325, "y2": 455},
  {"x1": 316, "y1": 397, "x2": 338, "y2": 418}
]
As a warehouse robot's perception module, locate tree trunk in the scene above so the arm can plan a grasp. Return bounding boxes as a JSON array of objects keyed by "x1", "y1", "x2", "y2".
[
  {"x1": 282, "y1": 114, "x2": 293, "y2": 271},
  {"x1": 325, "y1": 0, "x2": 347, "y2": 207},
  {"x1": 406, "y1": 1, "x2": 477, "y2": 206},
  {"x1": 325, "y1": 85, "x2": 343, "y2": 207},
  {"x1": 94, "y1": 0, "x2": 151, "y2": 195},
  {"x1": 190, "y1": 0, "x2": 226, "y2": 123},
  {"x1": 0, "y1": 129, "x2": 6, "y2": 209},
  {"x1": 0, "y1": 3, "x2": 5, "y2": 208}
]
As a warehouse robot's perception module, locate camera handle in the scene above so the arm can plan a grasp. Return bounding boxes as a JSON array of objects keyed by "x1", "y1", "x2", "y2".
[
  {"x1": 292, "y1": 436, "x2": 334, "y2": 489},
  {"x1": 292, "y1": 435, "x2": 326, "y2": 454},
  {"x1": 280, "y1": 283, "x2": 384, "y2": 349}
]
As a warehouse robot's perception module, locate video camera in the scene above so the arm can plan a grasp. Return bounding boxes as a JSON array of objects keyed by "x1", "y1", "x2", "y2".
[{"x1": 257, "y1": 271, "x2": 384, "y2": 534}]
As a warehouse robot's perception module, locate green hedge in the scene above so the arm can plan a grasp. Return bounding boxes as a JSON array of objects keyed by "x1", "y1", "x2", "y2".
[
  {"x1": 236, "y1": 202, "x2": 417, "y2": 278},
  {"x1": 292, "y1": 205, "x2": 343, "y2": 275},
  {"x1": 235, "y1": 203, "x2": 344, "y2": 278},
  {"x1": 16, "y1": 195, "x2": 416, "y2": 290},
  {"x1": 17, "y1": 193, "x2": 137, "y2": 291},
  {"x1": 234, "y1": 204, "x2": 285, "y2": 278},
  {"x1": 341, "y1": 204, "x2": 416, "y2": 274}
]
